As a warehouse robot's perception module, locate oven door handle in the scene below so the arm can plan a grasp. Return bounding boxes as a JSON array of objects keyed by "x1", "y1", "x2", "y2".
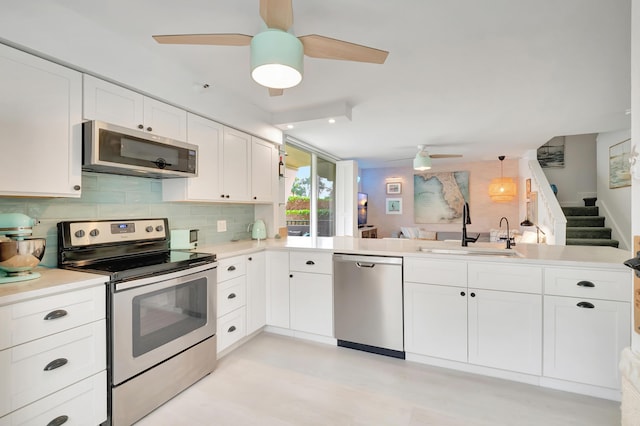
[{"x1": 114, "y1": 262, "x2": 217, "y2": 292}]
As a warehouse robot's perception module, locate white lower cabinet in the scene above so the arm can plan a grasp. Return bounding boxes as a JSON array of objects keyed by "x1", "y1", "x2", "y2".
[
  {"x1": 246, "y1": 252, "x2": 267, "y2": 334},
  {"x1": 216, "y1": 256, "x2": 248, "y2": 354},
  {"x1": 468, "y1": 289, "x2": 542, "y2": 375},
  {"x1": 543, "y1": 295, "x2": 630, "y2": 389},
  {"x1": 404, "y1": 282, "x2": 467, "y2": 362},
  {"x1": 266, "y1": 251, "x2": 290, "y2": 328},
  {"x1": 290, "y1": 272, "x2": 333, "y2": 337},
  {"x1": 217, "y1": 307, "x2": 247, "y2": 353}
]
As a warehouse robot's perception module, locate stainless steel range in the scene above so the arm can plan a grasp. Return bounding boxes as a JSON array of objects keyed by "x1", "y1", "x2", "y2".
[{"x1": 57, "y1": 218, "x2": 217, "y2": 426}]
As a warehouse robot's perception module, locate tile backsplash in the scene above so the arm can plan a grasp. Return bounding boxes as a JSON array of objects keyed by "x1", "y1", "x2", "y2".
[{"x1": 0, "y1": 172, "x2": 254, "y2": 267}]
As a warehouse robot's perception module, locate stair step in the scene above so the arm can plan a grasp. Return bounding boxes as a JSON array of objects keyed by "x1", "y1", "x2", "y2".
[
  {"x1": 565, "y1": 216, "x2": 605, "y2": 227},
  {"x1": 566, "y1": 238, "x2": 620, "y2": 248},
  {"x1": 562, "y1": 206, "x2": 599, "y2": 216},
  {"x1": 566, "y1": 227, "x2": 612, "y2": 239}
]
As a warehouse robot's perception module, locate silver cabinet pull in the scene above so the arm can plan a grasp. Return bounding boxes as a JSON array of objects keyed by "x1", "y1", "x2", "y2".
[
  {"x1": 47, "y1": 415, "x2": 69, "y2": 426},
  {"x1": 44, "y1": 358, "x2": 68, "y2": 371},
  {"x1": 227, "y1": 265, "x2": 236, "y2": 271},
  {"x1": 44, "y1": 309, "x2": 68, "y2": 321},
  {"x1": 577, "y1": 280, "x2": 595, "y2": 287},
  {"x1": 228, "y1": 325, "x2": 237, "y2": 333},
  {"x1": 306, "y1": 260, "x2": 315, "y2": 265},
  {"x1": 577, "y1": 301, "x2": 595, "y2": 309},
  {"x1": 227, "y1": 293, "x2": 236, "y2": 299}
]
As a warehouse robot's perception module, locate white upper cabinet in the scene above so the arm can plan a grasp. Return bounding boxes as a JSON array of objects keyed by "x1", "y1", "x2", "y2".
[
  {"x1": 221, "y1": 127, "x2": 251, "y2": 202},
  {"x1": 163, "y1": 114, "x2": 223, "y2": 201},
  {"x1": 0, "y1": 43, "x2": 82, "y2": 197},
  {"x1": 83, "y1": 75, "x2": 187, "y2": 141},
  {"x1": 251, "y1": 136, "x2": 278, "y2": 203}
]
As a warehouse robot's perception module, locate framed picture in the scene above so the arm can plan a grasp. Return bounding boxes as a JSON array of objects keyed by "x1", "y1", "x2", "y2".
[
  {"x1": 527, "y1": 192, "x2": 538, "y2": 224},
  {"x1": 609, "y1": 139, "x2": 631, "y2": 189},
  {"x1": 385, "y1": 198, "x2": 402, "y2": 214},
  {"x1": 525, "y1": 178, "x2": 531, "y2": 198},
  {"x1": 386, "y1": 182, "x2": 402, "y2": 195},
  {"x1": 537, "y1": 137, "x2": 565, "y2": 168}
]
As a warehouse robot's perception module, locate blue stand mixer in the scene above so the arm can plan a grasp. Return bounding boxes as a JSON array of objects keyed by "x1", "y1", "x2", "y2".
[{"x1": 0, "y1": 213, "x2": 45, "y2": 284}]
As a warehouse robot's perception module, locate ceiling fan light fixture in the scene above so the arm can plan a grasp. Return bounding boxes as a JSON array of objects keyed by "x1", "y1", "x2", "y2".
[
  {"x1": 413, "y1": 152, "x2": 432, "y2": 171},
  {"x1": 250, "y1": 29, "x2": 303, "y2": 89}
]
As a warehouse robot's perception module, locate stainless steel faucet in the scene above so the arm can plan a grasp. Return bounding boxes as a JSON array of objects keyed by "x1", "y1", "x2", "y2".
[
  {"x1": 499, "y1": 216, "x2": 514, "y2": 249},
  {"x1": 461, "y1": 202, "x2": 478, "y2": 247}
]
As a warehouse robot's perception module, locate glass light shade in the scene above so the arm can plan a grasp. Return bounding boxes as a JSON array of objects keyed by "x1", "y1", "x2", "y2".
[
  {"x1": 413, "y1": 153, "x2": 432, "y2": 171},
  {"x1": 250, "y1": 29, "x2": 303, "y2": 89},
  {"x1": 488, "y1": 177, "x2": 517, "y2": 201}
]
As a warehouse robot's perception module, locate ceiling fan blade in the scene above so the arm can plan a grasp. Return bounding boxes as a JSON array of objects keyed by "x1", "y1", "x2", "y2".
[
  {"x1": 152, "y1": 34, "x2": 253, "y2": 46},
  {"x1": 430, "y1": 154, "x2": 463, "y2": 158},
  {"x1": 298, "y1": 35, "x2": 389, "y2": 64},
  {"x1": 269, "y1": 88, "x2": 284, "y2": 96},
  {"x1": 260, "y1": 0, "x2": 293, "y2": 31}
]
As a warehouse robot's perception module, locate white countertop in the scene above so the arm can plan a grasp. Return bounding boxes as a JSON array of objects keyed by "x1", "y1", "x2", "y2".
[
  {"x1": 199, "y1": 236, "x2": 632, "y2": 270},
  {"x1": 0, "y1": 267, "x2": 107, "y2": 306}
]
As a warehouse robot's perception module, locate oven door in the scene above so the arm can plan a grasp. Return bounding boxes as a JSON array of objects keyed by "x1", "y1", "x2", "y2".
[{"x1": 111, "y1": 263, "x2": 216, "y2": 386}]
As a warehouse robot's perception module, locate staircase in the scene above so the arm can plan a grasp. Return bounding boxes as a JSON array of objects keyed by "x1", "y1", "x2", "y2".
[{"x1": 562, "y1": 206, "x2": 619, "y2": 248}]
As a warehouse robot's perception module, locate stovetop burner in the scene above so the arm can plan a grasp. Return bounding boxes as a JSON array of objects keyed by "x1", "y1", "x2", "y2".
[{"x1": 57, "y1": 218, "x2": 216, "y2": 282}]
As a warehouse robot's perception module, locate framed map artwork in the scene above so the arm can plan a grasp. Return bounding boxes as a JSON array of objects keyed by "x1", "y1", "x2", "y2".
[{"x1": 414, "y1": 171, "x2": 469, "y2": 223}]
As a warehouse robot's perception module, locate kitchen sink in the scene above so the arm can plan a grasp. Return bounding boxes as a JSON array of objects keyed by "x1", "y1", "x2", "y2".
[{"x1": 418, "y1": 247, "x2": 523, "y2": 258}]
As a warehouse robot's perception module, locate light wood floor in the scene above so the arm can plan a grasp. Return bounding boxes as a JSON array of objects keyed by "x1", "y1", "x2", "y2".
[{"x1": 136, "y1": 332, "x2": 620, "y2": 425}]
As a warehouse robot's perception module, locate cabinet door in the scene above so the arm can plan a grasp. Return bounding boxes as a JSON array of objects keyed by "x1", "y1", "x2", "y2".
[
  {"x1": 162, "y1": 114, "x2": 222, "y2": 201},
  {"x1": 468, "y1": 289, "x2": 542, "y2": 375},
  {"x1": 251, "y1": 137, "x2": 277, "y2": 202},
  {"x1": 0, "y1": 45, "x2": 82, "y2": 197},
  {"x1": 543, "y1": 295, "x2": 630, "y2": 388},
  {"x1": 404, "y1": 282, "x2": 467, "y2": 362},
  {"x1": 290, "y1": 272, "x2": 333, "y2": 337},
  {"x1": 221, "y1": 127, "x2": 250, "y2": 201},
  {"x1": 83, "y1": 74, "x2": 144, "y2": 129},
  {"x1": 246, "y1": 252, "x2": 267, "y2": 334},
  {"x1": 266, "y1": 251, "x2": 290, "y2": 328},
  {"x1": 142, "y1": 97, "x2": 187, "y2": 141}
]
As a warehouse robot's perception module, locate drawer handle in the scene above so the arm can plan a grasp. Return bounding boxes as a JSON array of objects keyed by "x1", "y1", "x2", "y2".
[
  {"x1": 47, "y1": 415, "x2": 69, "y2": 426},
  {"x1": 306, "y1": 260, "x2": 315, "y2": 265},
  {"x1": 44, "y1": 309, "x2": 68, "y2": 321},
  {"x1": 227, "y1": 293, "x2": 236, "y2": 299},
  {"x1": 44, "y1": 358, "x2": 68, "y2": 371},
  {"x1": 577, "y1": 301, "x2": 595, "y2": 309},
  {"x1": 577, "y1": 281, "x2": 595, "y2": 288},
  {"x1": 228, "y1": 325, "x2": 237, "y2": 333},
  {"x1": 227, "y1": 265, "x2": 236, "y2": 272}
]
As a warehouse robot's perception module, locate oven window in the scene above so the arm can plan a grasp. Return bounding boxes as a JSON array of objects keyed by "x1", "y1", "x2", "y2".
[{"x1": 132, "y1": 277, "x2": 207, "y2": 357}]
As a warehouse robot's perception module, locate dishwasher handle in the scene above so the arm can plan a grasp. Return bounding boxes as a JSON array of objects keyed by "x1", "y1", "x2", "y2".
[
  {"x1": 356, "y1": 262, "x2": 376, "y2": 268},
  {"x1": 333, "y1": 253, "x2": 403, "y2": 265}
]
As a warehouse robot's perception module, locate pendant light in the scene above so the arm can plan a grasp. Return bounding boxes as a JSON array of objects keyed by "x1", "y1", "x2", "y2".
[
  {"x1": 250, "y1": 29, "x2": 304, "y2": 89},
  {"x1": 488, "y1": 156, "x2": 517, "y2": 202}
]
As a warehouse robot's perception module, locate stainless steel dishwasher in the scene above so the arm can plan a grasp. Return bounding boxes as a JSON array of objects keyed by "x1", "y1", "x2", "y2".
[{"x1": 333, "y1": 254, "x2": 404, "y2": 358}]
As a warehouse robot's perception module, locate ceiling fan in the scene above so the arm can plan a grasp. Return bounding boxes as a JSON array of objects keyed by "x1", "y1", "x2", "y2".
[
  {"x1": 388, "y1": 145, "x2": 463, "y2": 171},
  {"x1": 152, "y1": 0, "x2": 389, "y2": 96}
]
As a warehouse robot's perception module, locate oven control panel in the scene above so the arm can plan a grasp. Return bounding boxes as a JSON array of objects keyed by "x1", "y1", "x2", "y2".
[{"x1": 66, "y1": 219, "x2": 167, "y2": 246}]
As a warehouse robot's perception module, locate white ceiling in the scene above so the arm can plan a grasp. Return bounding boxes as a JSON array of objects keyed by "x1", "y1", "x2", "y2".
[{"x1": 3, "y1": 0, "x2": 632, "y2": 168}]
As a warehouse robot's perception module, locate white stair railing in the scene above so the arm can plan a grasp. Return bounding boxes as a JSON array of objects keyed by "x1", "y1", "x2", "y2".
[{"x1": 528, "y1": 160, "x2": 567, "y2": 245}]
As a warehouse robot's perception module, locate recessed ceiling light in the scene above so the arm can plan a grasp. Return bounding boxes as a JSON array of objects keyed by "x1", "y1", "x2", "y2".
[
  {"x1": 328, "y1": 118, "x2": 336, "y2": 124},
  {"x1": 287, "y1": 124, "x2": 294, "y2": 129}
]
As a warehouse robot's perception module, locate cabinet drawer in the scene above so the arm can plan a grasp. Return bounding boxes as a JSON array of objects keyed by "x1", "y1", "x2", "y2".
[
  {"x1": 217, "y1": 256, "x2": 246, "y2": 282},
  {"x1": 217, "y1": 307, "x2": 246, "y2": 353},
  {"x1": 217, "y1": 276, "x2": 246, "y2": 318},
  {"x1": 468, "y1": 262, "x2": 542, "y2": 294},
  {"x1": 544, "y1": 267, "x2": 630, "y2": 301},
  {"x1": 0, "y1": 320, "x2": 106, "y2": 417},
  {"x1": 0, "y1": 371, "x2": 106, "y2": 426},
  {"x1": 404, "y1": 257, "x2": 467, "y2": 286},
  {"x1": 290, "y1": 251, "x2": 332, "y2": 274},
  {"x1": 0, "y1": 285, "x2": 106, "y2": 350}
]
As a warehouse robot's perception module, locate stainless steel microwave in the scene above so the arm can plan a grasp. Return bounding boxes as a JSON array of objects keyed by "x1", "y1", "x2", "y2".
[{"x1": 82, "y1": 120, "x2": 198, "y2": 178}]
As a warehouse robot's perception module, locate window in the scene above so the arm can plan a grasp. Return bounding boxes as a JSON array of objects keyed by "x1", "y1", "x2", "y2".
[{"x1": 284, "y1": 143, "x2": 336, "y2": 237}]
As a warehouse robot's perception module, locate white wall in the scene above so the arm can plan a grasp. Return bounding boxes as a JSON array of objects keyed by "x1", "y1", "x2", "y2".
[
  {"x1": 541, "y1": 134, "x2": 597, "y2": 206},
  {"x1": 361, "y1": 159, "x2": 520, "y2": 238},
  {"x1": 596, "y1": 130, "x2": 632, "y2": 250}
]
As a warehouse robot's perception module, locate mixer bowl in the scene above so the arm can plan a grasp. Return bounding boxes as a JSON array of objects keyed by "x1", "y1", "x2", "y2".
[{"x1": 0, "y1": 239, "x2": 46, "y2": 275}]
